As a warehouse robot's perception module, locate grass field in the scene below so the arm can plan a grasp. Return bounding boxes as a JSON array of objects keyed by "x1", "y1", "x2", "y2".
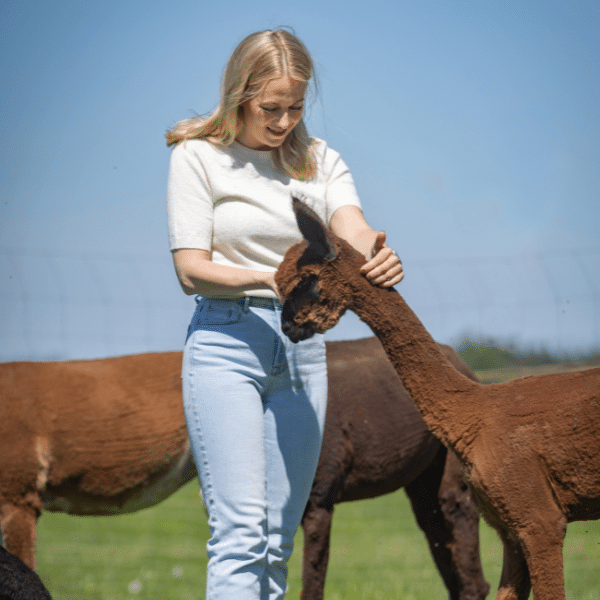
[
  {"x1": 35, "y1": 362, "x2": 600, "y2": 599},
  {"x1": 36, "y1": 478, "x2": 600, "y2": 600}
]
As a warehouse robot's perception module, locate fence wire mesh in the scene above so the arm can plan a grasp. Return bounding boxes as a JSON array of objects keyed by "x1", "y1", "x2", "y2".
[{"x1": 1, "y1": 246, "x2": 599, "y2": 363}]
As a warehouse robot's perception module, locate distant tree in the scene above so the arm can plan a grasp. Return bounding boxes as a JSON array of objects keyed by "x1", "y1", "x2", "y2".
[
  {"x1": 455, "y1": 338, "x2": 513, "y2": 371},
  {"x1": 455, "y1": 336, "x2": 600, "y2": 371}
]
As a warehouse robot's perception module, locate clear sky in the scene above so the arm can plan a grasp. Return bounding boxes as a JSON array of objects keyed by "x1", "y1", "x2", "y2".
[{"x1": 2, "y1": 0, "x2": 599, "y2": 358}]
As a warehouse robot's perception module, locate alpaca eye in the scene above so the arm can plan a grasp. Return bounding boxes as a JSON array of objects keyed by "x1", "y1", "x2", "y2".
[{"x1": 293, "y1": 275, "x2": 319, "y2": 303}]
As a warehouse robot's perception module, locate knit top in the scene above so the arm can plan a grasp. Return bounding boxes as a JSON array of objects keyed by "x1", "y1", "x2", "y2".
[{"x1": 167, "y1": 137, "x2": 361, "y2": 298}]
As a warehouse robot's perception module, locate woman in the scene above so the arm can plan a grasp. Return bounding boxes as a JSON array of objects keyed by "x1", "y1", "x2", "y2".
[{"x1": 166, "y1": 29, "x2": 403, "y2": 600}]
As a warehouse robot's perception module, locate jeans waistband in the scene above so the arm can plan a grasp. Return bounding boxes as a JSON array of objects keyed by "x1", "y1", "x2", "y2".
[{"x1": 233, "y1": 296, "x2": 282, "y2": 310}]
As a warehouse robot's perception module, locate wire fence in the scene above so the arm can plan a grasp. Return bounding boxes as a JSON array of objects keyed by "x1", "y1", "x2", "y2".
[{"x1": 1, "y1": 246, "x2": 599, "y2": 363}]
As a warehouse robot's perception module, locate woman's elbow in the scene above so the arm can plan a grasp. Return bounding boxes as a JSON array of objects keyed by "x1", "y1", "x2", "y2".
[
  {"x1": 172, "y1": 249, "x2": 209, "y2": 295},
  {"x1": 174, "y1": 269, "x2": 199, "y2": 295},
  {"x1": 179, "y1": 278, "x2": 197, "y2": 295}
]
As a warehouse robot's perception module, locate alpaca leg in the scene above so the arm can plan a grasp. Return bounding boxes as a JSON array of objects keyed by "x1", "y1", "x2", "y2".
[
  {"x1": 300, "y1": 502, "x2": 334, "y2": 600},
  {"x1": 493, "y1": 478, "x2": 566, "y2": 600},
  {"x1": 516, "y1": 522, "x2": 567, "y2": 600},
  {"x1": 0, "y1": 502, "x2": 39, "y2": 569},
  {"x1": 405, "y1": 447, "x2": 489, "y2": 600},
  {"x1": 495, "y1": 530, "x2": 531, "y2": 600},
  {"x1": 495, "y1": 466, "x2": 567, "y2": 600},
  {"x1": 438, "y1": 450, "x2": 490, "y2": 600}
]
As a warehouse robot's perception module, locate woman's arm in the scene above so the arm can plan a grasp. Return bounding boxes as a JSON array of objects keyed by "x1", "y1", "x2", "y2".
[
  {"x1": 330, "y1": 205, "x2": 404, "y2": 287},
  {"x1": 172, "y1": 249, "x2": 278, "y2": 297}
]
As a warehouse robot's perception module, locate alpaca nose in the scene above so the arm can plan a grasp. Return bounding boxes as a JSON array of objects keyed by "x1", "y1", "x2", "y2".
[{"x1": 281, "y1": 318, "x2": 316, "y2": 343}]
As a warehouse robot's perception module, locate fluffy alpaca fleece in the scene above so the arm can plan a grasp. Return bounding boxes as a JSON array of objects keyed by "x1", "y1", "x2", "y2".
[
  {"x1": 0, "y1": 546, "x2": 52, "y2": 599},
  {"x1": 275, "y1": 198, "x2": 600, "y2": 600}
]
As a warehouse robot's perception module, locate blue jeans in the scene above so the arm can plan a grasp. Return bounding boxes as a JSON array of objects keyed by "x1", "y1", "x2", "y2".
[{"x1": 182, "y1": 296, "x2": 328, "y2": 600}]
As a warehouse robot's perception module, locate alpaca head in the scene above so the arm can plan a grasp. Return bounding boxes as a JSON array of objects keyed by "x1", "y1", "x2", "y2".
[{"x1": 276, "y1": 198, "x2": 362, "y2": 343}]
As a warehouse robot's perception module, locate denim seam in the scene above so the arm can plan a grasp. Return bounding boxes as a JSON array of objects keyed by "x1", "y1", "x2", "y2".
[{"x1": 187, "y1": 334, "x2": 215, "y2": 515}]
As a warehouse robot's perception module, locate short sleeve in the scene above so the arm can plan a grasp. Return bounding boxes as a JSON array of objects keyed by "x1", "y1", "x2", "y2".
[
  {"x1": 318, "y1": 142, "x2": 362, "y2": 224},
  {"x1": 167, "y1": 141, "x2": 214, "y2": 251}
]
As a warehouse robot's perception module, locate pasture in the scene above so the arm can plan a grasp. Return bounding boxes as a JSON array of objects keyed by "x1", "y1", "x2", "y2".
[
  {"x1": 35, "y1": 480, "x2": 600, "y2": 600},
  {"x1": 28, "y1": 362, "x2": 600, "y2": 598}
]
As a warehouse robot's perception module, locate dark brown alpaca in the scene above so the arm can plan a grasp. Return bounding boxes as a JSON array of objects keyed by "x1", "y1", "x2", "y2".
[
  {"x1": 275, "y1": 198, "x2": 600, "y2": 600},
  {"x1": 1, "y1": 349, "x2": 488, "y2": 598}
]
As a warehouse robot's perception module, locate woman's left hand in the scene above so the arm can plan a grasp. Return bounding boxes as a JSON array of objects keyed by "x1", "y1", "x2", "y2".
[{"x1": 359, "y1": 231, "x2": 404, "y2": 287}]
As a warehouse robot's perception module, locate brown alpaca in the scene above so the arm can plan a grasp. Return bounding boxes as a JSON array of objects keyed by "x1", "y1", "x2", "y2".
[
  {"x1": 0, "y1": 352, "x2": 196, "y2": 568},
  {"x1": 275, "y1": 198, "x2": 600, "y2": 600},
  {"x1": 1, "y1": 347, "x2": 488, "y2": 598},
  {"x1": 305, "y1": 336, "x2": 489, "y2": 600}
]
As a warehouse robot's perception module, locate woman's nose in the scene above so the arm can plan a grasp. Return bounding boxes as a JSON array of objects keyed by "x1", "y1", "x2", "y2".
[{"x1": 277, "y1": 111, "x2": 290, "y2": 128}]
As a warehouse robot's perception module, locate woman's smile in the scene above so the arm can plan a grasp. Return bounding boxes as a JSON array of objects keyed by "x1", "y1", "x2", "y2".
[{"x1": 267, "y1": 126, "x2": 287, "y2": 137}]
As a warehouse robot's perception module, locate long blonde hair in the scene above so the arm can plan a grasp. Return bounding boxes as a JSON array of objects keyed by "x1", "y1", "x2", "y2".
[{"x1": 166, "y1": 29, "x2": 317, "y2": 181}]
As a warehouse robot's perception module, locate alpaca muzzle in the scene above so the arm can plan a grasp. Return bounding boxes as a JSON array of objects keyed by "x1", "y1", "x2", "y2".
[{"x1": 281, "y1": 300, "x2": 317, "y2": 343}]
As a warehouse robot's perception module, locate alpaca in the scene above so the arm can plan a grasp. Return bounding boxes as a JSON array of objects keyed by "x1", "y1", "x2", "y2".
[
  {"x1": 0, "y1": 344, "x2": 488, "y2": 599},
  {"x1": 0, "y1": 352, "x2": 196, "y2": 569},
  {"x1": 305, "y1": 336, "x2": 489, "y2": 600},
  {"x1": 275, "y1": 198, "x2": 600, "y2": 600},
  {"x1": 0, "y1": 546, "x2": 52, "y2": 600}
]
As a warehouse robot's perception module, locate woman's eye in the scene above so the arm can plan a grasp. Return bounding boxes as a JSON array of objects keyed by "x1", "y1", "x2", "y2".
[{"x1": 260, "y1": 105, "x2": 303, "y2": 113}]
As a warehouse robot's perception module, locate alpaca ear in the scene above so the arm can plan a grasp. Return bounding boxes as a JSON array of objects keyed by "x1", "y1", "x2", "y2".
[{"x1": 292, "y1": 196, "x2": 337, "y2": 262}]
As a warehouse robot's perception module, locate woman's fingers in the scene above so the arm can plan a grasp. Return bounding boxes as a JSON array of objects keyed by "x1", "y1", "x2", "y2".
[{"x1": 360, "y1": 246, "x2": 404, "y2": 287}]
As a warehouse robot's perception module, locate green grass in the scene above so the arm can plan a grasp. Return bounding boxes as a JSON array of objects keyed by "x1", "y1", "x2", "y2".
[{"x1": 36, "y1": 479, "x2": 600, "y2": 600}]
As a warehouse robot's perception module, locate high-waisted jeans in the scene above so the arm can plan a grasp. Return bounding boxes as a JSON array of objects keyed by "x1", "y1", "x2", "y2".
[{"x1": 182, "y1": 296, "x2": 328, "y2": 600}]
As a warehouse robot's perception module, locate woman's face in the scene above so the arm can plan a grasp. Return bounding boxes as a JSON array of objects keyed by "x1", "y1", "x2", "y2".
[{"x1": 237, "y1": 76, "x2": 307, "y2": 151}]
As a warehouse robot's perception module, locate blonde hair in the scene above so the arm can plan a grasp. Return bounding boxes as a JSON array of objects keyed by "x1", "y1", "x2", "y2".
[{"x1": 166, "y1": 29, "x2": 317, "y2": 180}]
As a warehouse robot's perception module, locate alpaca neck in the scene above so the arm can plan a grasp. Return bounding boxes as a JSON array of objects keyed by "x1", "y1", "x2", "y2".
[{"x1": 340, "y1": 256, "x2": 482, "y2": 454}]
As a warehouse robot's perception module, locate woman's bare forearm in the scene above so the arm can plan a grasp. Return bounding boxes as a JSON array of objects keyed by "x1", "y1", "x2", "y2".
[
  {"x1": 172, "y1": 249, "x2": 278, "y2": 297},
  {"x1": 330, "y1": 205, "x2": 404, "y2": 287}
]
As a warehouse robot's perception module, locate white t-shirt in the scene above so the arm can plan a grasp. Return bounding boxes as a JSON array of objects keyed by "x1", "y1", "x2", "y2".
[{"x1": 167, "y1": 137, "x2": 362, "y2": 297}]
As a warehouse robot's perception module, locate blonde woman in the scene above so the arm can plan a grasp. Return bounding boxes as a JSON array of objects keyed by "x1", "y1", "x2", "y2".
[{"x1": 166, "y1": 29, "x2": 403, "y2": 600}]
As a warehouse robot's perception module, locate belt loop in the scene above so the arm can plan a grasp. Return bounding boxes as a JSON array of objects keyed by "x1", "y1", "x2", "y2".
[{"x1": 243, "y1": 296, "x2": 250, "y2": 313}]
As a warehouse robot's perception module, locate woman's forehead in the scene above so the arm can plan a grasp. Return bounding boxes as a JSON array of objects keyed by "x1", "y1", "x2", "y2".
[{"x1": 258, "y1": 76, "x2": 307, "y2": 101}]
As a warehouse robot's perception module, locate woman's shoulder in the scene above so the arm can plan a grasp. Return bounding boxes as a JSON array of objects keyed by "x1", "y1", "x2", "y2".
[
  {"x1": 171, "y1": 137, "x2": 225, "y2": 156},
  {"x1": 170, "y1": 138, "x2": 236, "y2": 172},
  {"x1": 311, "y1": 138, "x2": 348, "y2": 173},
  {"x1": 312, "y1": 137, "x2": 345, "y2": 159}
]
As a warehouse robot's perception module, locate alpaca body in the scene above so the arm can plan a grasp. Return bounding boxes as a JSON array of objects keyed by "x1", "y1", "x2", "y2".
[
  {"x1": 0, "y1": 343, "x2": 488, "y2": 599},
  {"x1": 0, "y1": 352, "x2": 196, "y2": 568},
  {"x1": 363, "y1": 297, "x2": 600, "y2": 536},
  {"x1": 468, "y1": 371, "x2": 600, "y2": 523},
  {"x1": 355, "y1": 295, "x2": 600, "y2": 519},
  {"x1": 0, "y1": 353, "x2": 195, "y2": 517},
  {"x1": 275, "y1": 198, "x2": 600, "y2": 600}
]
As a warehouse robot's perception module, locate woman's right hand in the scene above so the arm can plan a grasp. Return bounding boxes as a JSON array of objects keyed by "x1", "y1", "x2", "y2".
[{"x1": 265, "y1": 272, "x2": 281, "y2": 300}]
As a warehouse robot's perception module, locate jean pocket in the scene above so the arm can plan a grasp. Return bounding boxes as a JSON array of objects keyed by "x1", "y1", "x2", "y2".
[{"x1": 202, "y1": 299, "x2": 243, "y2": 326}]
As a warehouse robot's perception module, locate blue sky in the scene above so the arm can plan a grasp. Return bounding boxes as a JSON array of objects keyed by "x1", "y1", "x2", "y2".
[{"x1": 2, "y1": 0, "x2": 599, "y2": 359}]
